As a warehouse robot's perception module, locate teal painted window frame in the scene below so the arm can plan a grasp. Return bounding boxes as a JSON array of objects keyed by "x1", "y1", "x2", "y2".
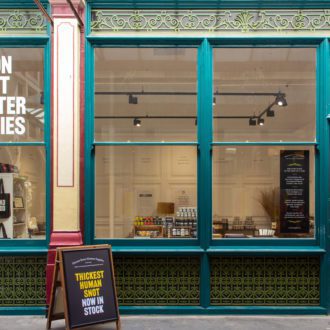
[
  {"x1": 0, "y1": 1, "x2": 49, "y2": 8},
  {"x1": 85, "y1": 36, "x2": 330, "y2": 314},
  {"x1": 86, "y1": 37, "x2": 327, "y2": 250},
  {"x1": 87, "y1": 39, "x2": 203, "y2": 248},
  {"x1": 0, "y1": 36, "x2": 51, "y2": 250}
]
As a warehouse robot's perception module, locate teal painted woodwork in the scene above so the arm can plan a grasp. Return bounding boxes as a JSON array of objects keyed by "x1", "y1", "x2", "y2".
[
  {"x1": 317, "y1": 39, "x2": 330, "y2": 313},
  {"x1": 0, "y1": 21, "x2": 51, "y2": 249},
  {"x1": 0, "y1": 306, "x2": 47, "y2": 315},
  {"x1": 119, "y1": 305, "x2": 327, "y2": 315},
  {"x1": 0, "y1": 1, "x2": 48, "y2": 9}
]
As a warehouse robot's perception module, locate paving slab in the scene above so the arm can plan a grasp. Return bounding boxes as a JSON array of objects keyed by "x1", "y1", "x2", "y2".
[{"x1": 0, "y1": 315, "x2": 330, "y2": 330}]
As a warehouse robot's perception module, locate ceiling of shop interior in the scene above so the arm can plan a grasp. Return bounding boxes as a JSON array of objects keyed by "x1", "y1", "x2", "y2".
[{"x1": 94, "y1": 47, "x2": 315, "y2": 137}]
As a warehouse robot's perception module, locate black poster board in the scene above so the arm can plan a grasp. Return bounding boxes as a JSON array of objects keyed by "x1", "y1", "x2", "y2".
[
  {"x1": 280, "y1": 150, "x2": 309, "y2": 234},
  {"x1": 47, "y1": 245, "x2": 120, "y2": 330}
]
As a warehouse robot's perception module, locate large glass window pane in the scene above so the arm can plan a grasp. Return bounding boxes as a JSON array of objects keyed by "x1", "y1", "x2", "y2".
[
  {"x1": 213, "y1": 48, "x2": 316, "y2": 142},
  {"x1": 95, "y1": 146, "x2": 197, "y2": 239},
  {"x1": 0, "y1": 48, "x2": 44, "y2": 142},
  {"x1": 94, "y1": 48, "x2": 197, "y2": 142},
  {"x1": 0, "y1": 146, "x2": 45, "y2": 239},
  {"x1": 212, "y1": 146, "x2": 314, "y2": 238}
]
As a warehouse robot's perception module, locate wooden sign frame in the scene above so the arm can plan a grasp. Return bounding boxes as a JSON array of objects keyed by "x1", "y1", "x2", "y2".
[{"x1": 47, "y1": 245, "x2": 121, "y2": 330}]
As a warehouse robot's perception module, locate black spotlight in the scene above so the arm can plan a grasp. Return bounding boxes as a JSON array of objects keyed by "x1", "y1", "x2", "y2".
[
  {"x1": 40, "y1": 91, "x2": 44, "y2": 105},
  {"x1": 133, "y1": 118, "x2": 141, "y2": 127},
  {"x1": 213, "y1": 96, "x2": 216, "y2": 106},
  {"x1": 275, "y1": 93, "x2": 287, "y2": 107},
  {"x1": 129, "y1": 94, "x2": 138, "y2": 104},
  {"x1": 249, "y1": 117, "x2": 257, "y2": 126},
  {"x1": 258, "y1": 118, "x2": 265, "y2": 126},
  {"x1": 266, "y1": 109, "x2": 275, "y2": 117}
]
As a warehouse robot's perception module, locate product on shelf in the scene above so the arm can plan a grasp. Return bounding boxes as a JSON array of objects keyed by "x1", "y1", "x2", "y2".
[
  {"x1": 244, "y1": 216, "x2": 256, "y2": 230},
  {"x1": 132, "y1": 206, "x2": 198, "y2": 238}
]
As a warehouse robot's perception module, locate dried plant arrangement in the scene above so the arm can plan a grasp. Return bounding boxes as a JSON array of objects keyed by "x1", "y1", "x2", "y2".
[{"x1": 257, "y1": 187, "x2": 280, "y2": 233}]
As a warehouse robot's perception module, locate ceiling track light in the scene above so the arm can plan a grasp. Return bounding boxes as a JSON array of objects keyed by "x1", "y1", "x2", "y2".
[
  {"x1": 275, "y1": 93, "x2": 287, "y2": 107},
  {"x1": 213, "y1": 96, "x2": 216, "y2": 106},
  {"x1": 258, "y1": 118, "x2": 265, "y2": 126},
  {"x1": 249, "y1": 117, "x2": 257, "y2": 126},
  {"x1": 129, "y1": 94, "x2": 138, "y2": 104},
  {"x1": 133, "y1": 118, "x2": 141, "y2": 127},
  {"x1": 266, "y1": 109, "x2": 275, "y2": 117}
]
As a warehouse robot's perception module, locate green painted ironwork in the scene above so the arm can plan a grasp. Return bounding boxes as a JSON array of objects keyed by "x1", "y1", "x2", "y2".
[
  {"x1": 114, "y1": 256, "x2": 200, "y2": 305},
  {"x1": 0, "y1": 256, "x2": 46, "y2": 306},
  {"x1": 0, "y1": 10, "x2": 47, "y2": 34},
  {"x1": 91, "y1": 10, "x2": 330, "y2": 33},
  {"x1": 210, "y1": 256, "x2": 320, "y2": 306}
]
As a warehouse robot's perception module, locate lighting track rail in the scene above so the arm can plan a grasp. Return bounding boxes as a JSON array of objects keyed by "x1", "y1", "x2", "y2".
[
  {"x1": 95, "y1": 91, "x2": 284, "y2": 97},
  {"x1": 94, "y1": 91, "x2": 287, "y2": 126}
]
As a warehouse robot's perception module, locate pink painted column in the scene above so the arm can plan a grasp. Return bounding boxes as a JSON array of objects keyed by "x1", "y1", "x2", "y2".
[{"x1": 46, "y1": 0, "x2": 85, "y2": 303}]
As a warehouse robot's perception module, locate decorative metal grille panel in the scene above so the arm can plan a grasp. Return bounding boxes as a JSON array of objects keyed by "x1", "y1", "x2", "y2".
[
  {"x1": 114, "y1": 256, "x2": 200, "y2": 305},
  {"x1": 210, "y1": 256, "x2": 320, "y2": 305},
  {"x1": 0, "y1": 256, "x2": 46, "y2": 306},
  {"x1": 0, "y1": 10, "x2": 47, "y2": 34},
  {"x1": 91, "y1": 10, "x2": 330, "y2": 33}
]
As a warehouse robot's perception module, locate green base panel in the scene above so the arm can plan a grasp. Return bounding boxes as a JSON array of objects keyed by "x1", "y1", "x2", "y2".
[
  {"x1": 0, "y1": 256, "x2": 46, "y2": 306},
  {"x1": 0, "y1": 255, "x2": 322, "y2": 308},
  {"x1": 210, "y1": 256, "x2": 320, "y2": 306},
  {"x1": 114, "y1": 256, "x2": 200, "y2": 305}
]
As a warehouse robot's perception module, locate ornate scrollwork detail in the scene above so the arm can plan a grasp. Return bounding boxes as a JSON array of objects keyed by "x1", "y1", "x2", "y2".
[
  {"x1": 0, "y1": 10, "x2": 46, "y2": 33},
  {"x1": 91, "y1": 9, "x2": 330, "y2": 33}
]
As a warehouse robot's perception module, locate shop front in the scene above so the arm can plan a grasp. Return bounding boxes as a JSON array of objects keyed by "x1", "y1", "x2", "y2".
[
  {"x1": 0, "y1": 0, "x2": 330, "y2": 316},
  {"x1": 85, "y1": 1, "x2": 330, "y2": 314},
  {"x1": 0, "y1": 0, "x2": 50, "y2": 314}
]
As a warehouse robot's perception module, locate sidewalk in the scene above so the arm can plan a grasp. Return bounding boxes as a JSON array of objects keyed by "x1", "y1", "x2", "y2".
[{"x1": 0, "y1": 315, "x2": 330, "y2": 330}]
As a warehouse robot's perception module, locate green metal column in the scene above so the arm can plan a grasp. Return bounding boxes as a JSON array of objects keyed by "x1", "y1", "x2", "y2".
[
  {"x1": 318, "y1": 38, "x2": 330, "y2": 314},
  {"x1": 197, "y1": 39, "x2": 213, "y2": 308}
]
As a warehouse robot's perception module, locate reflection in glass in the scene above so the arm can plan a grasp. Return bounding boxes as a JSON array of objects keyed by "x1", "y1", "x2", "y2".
[
  {"x1": 94, "y1": 48, "x2": 197, "y2": 142},
  {"x1": 0, "y1": 146, "x2": 45, "y2": 239},
  {"x1": 95, "y1": 146, "x2": 197, "y2": 239},
  {"x1": 213, "y1": 48, "x2": 316, "y2": 142},
  {"x1": 212, "y1": 146, "x2": 314, "y2": 239}
]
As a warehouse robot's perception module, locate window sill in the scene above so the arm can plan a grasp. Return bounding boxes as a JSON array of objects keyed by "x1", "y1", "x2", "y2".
[{"x1": 207, "y1": 246, "x2": 325, "y2": 255}]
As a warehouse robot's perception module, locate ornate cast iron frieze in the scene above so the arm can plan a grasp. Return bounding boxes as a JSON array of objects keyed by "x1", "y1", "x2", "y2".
[
  {"x1": 0, "y1": 10, "x2": 47, "y2": 34},
  {"x1": 91, "y1": 9, "x2": 330, "y2": 33}
]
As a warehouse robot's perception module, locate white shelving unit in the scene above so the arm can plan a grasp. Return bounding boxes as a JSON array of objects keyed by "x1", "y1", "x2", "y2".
[{"x1": 0, "y1": 173, "x2": 28, "y2": 239}]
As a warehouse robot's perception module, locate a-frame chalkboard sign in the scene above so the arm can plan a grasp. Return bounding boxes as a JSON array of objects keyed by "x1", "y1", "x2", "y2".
[{"x1": 47, "y1": 245, "x2": 120, "y2": 330}]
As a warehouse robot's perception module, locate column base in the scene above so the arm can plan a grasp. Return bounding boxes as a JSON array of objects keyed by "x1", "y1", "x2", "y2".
[{"x1": 46, "y1": 231, "x2": 83, "y2": 303}]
